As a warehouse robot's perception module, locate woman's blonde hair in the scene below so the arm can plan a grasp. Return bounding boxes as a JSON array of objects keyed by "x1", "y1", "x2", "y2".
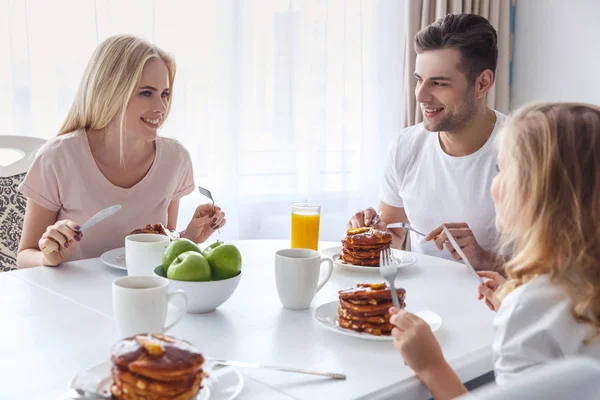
[
  {"x1": 59, "y1": 34, "x2": 176, "y2": 161},
  {"x1": 497, "y1": 102, "x2": 600, "y2": 339}
]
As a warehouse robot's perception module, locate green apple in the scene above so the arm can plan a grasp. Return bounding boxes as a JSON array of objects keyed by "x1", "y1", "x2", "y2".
[
  {"x1": 202, "y1": 242, "x2": 242, "y2": 280},
  {"x1": 162, "y1": 238, "x2": 201, "y2": 273},
  {"x1": 201, "y1": 241, "x2": 222, "y2": 258},
  {"x1": 167, "y1": 251, "x2": 211, "y2": 281}
]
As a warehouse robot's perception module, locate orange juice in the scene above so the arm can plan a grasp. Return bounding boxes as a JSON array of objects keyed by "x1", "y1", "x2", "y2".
[{"x1": 291, "y1": 211, "x2": 320, "y2": 250}]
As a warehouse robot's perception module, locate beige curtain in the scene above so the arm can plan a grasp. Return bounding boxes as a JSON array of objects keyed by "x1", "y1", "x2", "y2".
[{"x1": 404, "y1": 0, "x2": 512, "y2": 127}]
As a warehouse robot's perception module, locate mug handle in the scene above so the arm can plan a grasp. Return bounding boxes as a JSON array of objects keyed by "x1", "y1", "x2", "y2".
[
  {"x1": 163, "y1": 289, "x2": 188, "y2": 332},
  {"x1": 315, "y1": 257, "x2": 334, "y2": 293}
]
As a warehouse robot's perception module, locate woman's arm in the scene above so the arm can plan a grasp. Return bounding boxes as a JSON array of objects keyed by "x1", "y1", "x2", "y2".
[
  {"x1": 17, "y1": 200, "x2": 58, "y2": 268},
  {"x1": 167, "y1": 199, "x2": 180, "y2": 233},
  {"x1": 17, "y1": 199, "x2": 81, "y2": 268}
]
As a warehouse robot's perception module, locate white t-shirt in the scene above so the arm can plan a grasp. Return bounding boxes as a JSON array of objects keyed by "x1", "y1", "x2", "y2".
[
  {"x1": 379, "y1": 111, "x2": 507, "y2": 259},
  {"x1": 493, "y1": 275, "x2": 600, "y2": 384}
]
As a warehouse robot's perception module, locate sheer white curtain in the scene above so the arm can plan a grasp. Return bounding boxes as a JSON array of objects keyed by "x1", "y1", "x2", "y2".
[{"x1": 1, "y1": 0, "x2": 406, "y2": 242}]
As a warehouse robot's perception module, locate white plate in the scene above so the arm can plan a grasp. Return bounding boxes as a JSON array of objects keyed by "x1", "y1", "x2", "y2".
[
  {"x1": 314, "y1": 301, "x2": 442, "y2": 341},
  {"x1": 70, "y1": 360, "x2": 244, "y2": 400},
  {"x1": 320, "y1": 246, "x2": 417, "y2": 272},
  {"x1": 100, "y1": 247, "x2": 127, "y2": 271}
]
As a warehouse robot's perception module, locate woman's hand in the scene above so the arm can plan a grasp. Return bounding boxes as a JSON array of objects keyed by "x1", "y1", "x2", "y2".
[
  {"x1": 183, "y1": 203, "x2": 226, "y2": 243},
  {"x1": 38, "y1": 220, "x2": 82, "y2": 266},
  {"x1": 477, "y1": 270, "x2": 506, "y2": 311},
  {"x1": 390, "y1": 307, "x2": 446, "y2": 375}
]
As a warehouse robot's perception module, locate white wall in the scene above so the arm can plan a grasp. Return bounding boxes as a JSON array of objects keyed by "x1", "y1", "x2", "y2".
[{"x1": 511, "y1": 0, "x2": 600, "y2": 108}]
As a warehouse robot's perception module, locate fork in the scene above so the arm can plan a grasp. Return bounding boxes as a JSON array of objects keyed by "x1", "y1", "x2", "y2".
[
  {"x1": 386, "y1": 222, "x2": 427, "y2": 237},
  {"x1": 197, "y1": 186, "x2": 220, "y2": 237},
  {"x1": 379, "y1": 248, "x2": 401, "y2": 309}
]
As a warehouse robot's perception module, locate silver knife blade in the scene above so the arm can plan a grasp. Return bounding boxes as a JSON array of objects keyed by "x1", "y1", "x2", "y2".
[
  {"x1": 205, "y1": 357, "x2": 346, "y2": 380},
  {"x1": 80, "y1": 205, "x2": 122, "y2": 233},
  {"x1": 442, "y1": 225, "x2": 484, "y2": 285}
]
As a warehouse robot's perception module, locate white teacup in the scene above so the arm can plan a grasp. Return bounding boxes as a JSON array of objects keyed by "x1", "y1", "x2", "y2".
[
  {"x1": 125, "y1": 233, "x2": 169, "y2": 276},
  {"x1": 275, "y1": 248, "x2": 333, "y2": 310},
  {"x1": 112, "y1": 275, "x2": 188, "y2": 338}
]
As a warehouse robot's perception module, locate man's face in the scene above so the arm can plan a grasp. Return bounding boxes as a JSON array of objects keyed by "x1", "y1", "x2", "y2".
[{"x1": 414, "y1": 48, "x2": 477, "y2": 132}]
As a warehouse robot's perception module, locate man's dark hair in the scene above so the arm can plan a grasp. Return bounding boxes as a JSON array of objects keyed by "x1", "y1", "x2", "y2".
[{"x1": 414, "y1": 14, "x2": 498, "y2": 83}]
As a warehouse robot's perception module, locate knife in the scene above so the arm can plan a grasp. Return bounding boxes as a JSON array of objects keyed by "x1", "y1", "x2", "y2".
[
  {"x1": 442, "y1": 225, "x2": 484, "y2": 285},
  {"x1": 42, "y1": 205, "x2": 122, "y2": 255},
  {"x1": 79, "y1": 205, "x2": 122, "y2": 233},
  {"x1": 369, "y1": 211, "x2": 382, "y2": 227},
  {"x1": 205, "y1": 357, "x2": 346, "y2": 380}
]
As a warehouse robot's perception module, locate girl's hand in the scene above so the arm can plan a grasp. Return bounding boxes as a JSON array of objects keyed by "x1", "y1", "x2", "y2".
[
  {"x1": 39, "y1": 220, "x2": 82, "y2": 266},
  {"x1": 477, "y1": 270, "x2": 506, "y2": 311},
  {"x1": 390, "y1": 307, "x2": 446, "y2": 375},
  {"x1": 183, "y1": 203, "x2": 226, "y2": 243}
]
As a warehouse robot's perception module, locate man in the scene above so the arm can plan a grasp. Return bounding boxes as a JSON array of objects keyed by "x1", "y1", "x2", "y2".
[{"x1": 349, "y1": 14, "x2": 506, "y2": 272}]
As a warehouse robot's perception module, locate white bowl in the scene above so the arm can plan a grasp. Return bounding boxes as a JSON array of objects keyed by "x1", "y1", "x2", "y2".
[{"x1": 153, "y1": 265, "x2": 241, "y2": 313}]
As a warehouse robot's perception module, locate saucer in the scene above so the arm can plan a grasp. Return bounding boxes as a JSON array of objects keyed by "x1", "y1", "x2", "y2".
[{"x1": 100, "y1": 247, "x2": 127, "y2": 271}]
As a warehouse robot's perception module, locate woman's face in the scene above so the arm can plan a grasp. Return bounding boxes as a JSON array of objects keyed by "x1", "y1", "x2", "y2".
[{"x1": 123, "y1": 58, "x2": 170, "y2": 142}]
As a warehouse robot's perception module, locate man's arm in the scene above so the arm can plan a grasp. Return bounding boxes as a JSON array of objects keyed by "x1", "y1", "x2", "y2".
[{"x1": 378, "y1": 201, "x2": 409, "y2": 250}]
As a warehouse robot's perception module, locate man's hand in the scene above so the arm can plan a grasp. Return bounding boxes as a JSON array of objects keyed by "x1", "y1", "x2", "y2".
[
  {"x1": 425, "y1": 222, "x2": 494, "y2": 270},
  {"x1": 347, "y1": 207, "x2": 386, "y2": 231}
]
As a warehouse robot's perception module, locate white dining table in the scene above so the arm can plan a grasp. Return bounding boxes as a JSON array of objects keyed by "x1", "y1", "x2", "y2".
[{"x1": 0, "y1": 240, "x2": 496, "y2": 400}]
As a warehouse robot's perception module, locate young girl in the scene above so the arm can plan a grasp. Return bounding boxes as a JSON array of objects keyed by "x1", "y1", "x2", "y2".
[
  {"x1": 17, "y1": 35, "x2": 226, "y2": 268},
  {"x1": 389, "y1": 102, "x2": 600, "y2": 398}
]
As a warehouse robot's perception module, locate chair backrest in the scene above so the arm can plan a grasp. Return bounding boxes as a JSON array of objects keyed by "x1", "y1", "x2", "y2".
[
  {"x1": 0, "y1": 135, "x2": 47, "y2": 271},
  {"x1": 462, "y1": 356, "x2": 600, "y2": 400},
  {"x1": 0, "y1": 135, "x2": 46, "y2": 177}
]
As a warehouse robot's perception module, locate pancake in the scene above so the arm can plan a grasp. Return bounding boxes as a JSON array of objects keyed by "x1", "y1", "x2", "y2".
[
  {"x1": 111, "y1": 368, "x2": 203, "y2": 400},
  {"x1": 337, "y1": 317, "x2": 394, "y2": 332},
  {"x1": 337, "y1": 306, "x2": 391, "y2": 323},
  {"x1": 336, "y1": 283, "x2": 406, "y2": 336},
  {"x1": 110, "y1": 334, "x2": 206, "y2": 400},
  {"x1": 129, "y1": 223, "x2": 180, "y2": 241},
  {"x1": 339, "y1": 283, "x2": 406, "y2": 301},
  {"x1": 340, "y1": 227, "x2": 392, "y2": 266},
  {"x1": 339, "y1": 298, "x2": 395, "y2": 314}
]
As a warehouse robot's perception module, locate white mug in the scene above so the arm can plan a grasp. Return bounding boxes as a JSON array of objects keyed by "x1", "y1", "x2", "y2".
[
  {"x1": 112, "y1": 275, "x2": 188, "y2": 338},
  {"x1": 125, "y1": 233, "x2": 169, "y2": 276},
  {"x1": 275, "y1": 248, "x2": 333, "y2": 310}
]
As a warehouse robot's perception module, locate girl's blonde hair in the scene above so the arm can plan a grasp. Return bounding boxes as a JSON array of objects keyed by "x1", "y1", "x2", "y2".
[
  {"x1": 497, "y1": 102, "x2": 600, "y2": 339},
  {"x1": 59, "y1": 35, "x2": 176, "y2": 162}
]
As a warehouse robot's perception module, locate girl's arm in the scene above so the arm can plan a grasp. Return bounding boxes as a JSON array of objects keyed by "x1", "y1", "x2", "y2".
[{"x1": 418, "y1": 362, "x2": 468, "y2": 400}]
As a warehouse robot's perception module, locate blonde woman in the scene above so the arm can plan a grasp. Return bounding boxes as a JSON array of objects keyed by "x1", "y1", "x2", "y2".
[
  {"x1": 389, "y1": 103, "x2": 600, "y2": 398},
  {"x1": 17, "y1": 35, "x2": 225, "y2": 268}
]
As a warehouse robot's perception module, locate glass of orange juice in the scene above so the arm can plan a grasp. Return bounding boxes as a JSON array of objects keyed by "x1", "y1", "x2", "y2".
[{"x1": 291, "y1": 203, "x2": 321, "y2": 251}]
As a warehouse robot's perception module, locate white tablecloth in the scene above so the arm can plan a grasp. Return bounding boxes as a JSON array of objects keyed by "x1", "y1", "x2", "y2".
[{"x1": 0, "y1": 240, "x2": 495, "y2": 399}]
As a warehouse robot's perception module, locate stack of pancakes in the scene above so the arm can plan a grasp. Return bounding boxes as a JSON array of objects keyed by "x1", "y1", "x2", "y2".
[
  {"x1": 110, "y1": 334, "x2": 206, "y2": 400},
  {"x1": 341, "y1": 227, "x2": 393, "y2": 266},
  {"x1": 337, "y1": 283, "x2": 406, "y2": 336}
]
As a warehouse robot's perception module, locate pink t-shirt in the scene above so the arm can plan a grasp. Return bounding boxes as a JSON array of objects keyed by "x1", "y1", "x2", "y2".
[{"x1": 19, "y1": 129, "x2": 195, "y2": 261}]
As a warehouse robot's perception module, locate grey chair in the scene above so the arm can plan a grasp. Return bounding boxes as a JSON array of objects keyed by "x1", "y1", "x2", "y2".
[
  {"x1": 460, "y1": 356, "x2": 600, "y2": 400},
  {"x1": 0, "y1": 135, "x2": 46, "y2": 271}
]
